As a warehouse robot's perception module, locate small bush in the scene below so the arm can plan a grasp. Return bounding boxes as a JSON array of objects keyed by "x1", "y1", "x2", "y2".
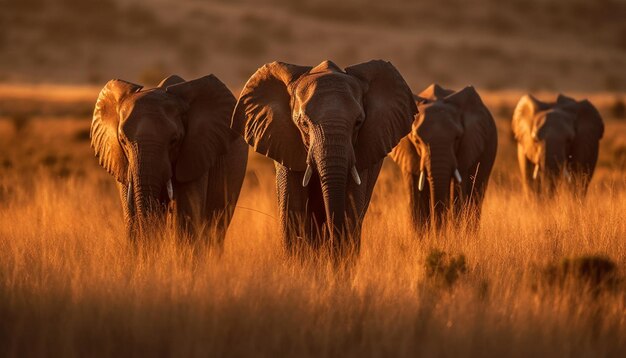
[
  {"x1": 610, "y1": 98, "x2": 626, "y2": 119},
  {"x1": 0, "y1": 184, "x2": 14, "y2": 204},
  {"x1": 57, "y1": 166, "x2": 72, "y2": 178},
  {"x1": 425, "y1": 249, "x2": 467, "y2": 287},
  {"x1": 496, "y1": 101, "x2": 513, "y2": 119},
  {"x1": 542, "y1": 255, "x2": 618, "y2": 293},
  {"x1": 11, "y1": 114, "x2": 31, "y2": 134},
  {"x1": 610, "y1": 138, "x2": 626, "y2": 168},
  {"x1": 40, "y1": 154, "x2": 59, "y2": 167},
  {"x1": 73, "y1": 128, "x2": 91, "y2": 142}
]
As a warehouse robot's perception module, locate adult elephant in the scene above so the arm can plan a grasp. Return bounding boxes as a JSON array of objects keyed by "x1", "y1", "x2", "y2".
[
  {"x1": 91, "y1": 75, "x2": 248, "y2": 247},
  {"x1": 232, "y1": 60, "x2": 416, "y2": 257},
  {"x1": 391, "y1": 84, "x2": 497, "y2": 230},
  {"x1": 512, "y1": 94, "x2": 604, "y2": 196}
]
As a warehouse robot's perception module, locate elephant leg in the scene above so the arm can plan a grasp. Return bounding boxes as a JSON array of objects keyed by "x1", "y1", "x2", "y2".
[
  {"x1": 525, "y1": 158, "x2": 542, "y2": 196},
  {"x1": 462, "y1": 167, "x2": 486, "y2": 229},
  {"x1": 304, "y1": 172, "x2": 327, "y2": 249},
  {"x1": 173, "y1": 173, "x2": 208, "y2": 242},
  {"x1": 464, "y1": 153, "x2": 496, "y2": 229},
  {"x1": 275, "y1": 163, "x2": 310, "y2": 255},
  {"x1": 517, "y1": 143, "x2": 530, "y2": 196},
  {"x1": 517, "y1": 143, "x2": 540, "y2": 196},
  {"x1": 203, "y1": 138, "x2": 249, "y2": 250},
  {"x1": 570, "y1": 158, "x2": 596, "y2": 197},
  {"x1": 451, "y1": 180, "x2": 464, "y2": 226}
]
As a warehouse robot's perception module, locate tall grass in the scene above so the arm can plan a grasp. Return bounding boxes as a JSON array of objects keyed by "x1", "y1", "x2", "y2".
[{"x1": 0, "y1": 118, "x2": 625, "y2": 356}]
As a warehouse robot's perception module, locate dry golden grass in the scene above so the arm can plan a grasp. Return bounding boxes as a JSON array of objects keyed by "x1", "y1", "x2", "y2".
[{"x1": 0, "y1": 95, "x2": 625, "y2": 356}]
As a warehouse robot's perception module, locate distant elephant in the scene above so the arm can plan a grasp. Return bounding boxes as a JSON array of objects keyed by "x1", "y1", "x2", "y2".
[
  {"x1": 391, "y1": 84, "x2": 497, "y2": 229},
  {"x1": 232, "y1": 60, "x2": 416, "y2": 256},
  {"x1": 512, "y1": 94, "x2": 604, "y2": 196},
  {"x1": 91, "y1": 74, "x2": 248, "y2": 246}
]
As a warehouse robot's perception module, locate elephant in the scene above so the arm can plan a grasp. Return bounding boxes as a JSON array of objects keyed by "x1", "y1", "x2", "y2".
[
  {"x1": 512, "y1": 94, "x2": 604, "y2": 196},
  {"x1": 390, "y1": 84, "x2": 497, "y2": 230},
  {"x1": 91, "y1": 74, "x2": 248, "y2": 247},
  {"x1": 231, "y1": 60, "x2": 417, "y2": 257}
]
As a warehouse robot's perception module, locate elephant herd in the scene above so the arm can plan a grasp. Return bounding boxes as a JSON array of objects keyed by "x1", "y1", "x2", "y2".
[{"x1": 91, "y1": 59, "x2": 604, "y2": 258}]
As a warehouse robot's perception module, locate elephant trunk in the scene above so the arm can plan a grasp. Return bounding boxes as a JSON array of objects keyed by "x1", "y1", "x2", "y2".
[
  {"x1": 427, "y1": 145, "x2": 455, "y2": 228},
  {"x1": 312, "y1": 124, "x2": 350, "y2": 243},
  {"x1": 131, "y1": 146, "x2": 171, "y2": 236},
  {"x1": 124, "y1": 176, "x2": 138, "y2": 241}
]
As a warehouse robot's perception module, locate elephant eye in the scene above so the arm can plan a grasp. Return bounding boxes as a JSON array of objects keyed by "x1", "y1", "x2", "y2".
[
  {"x1": 354, "y1": 114, "x2": 364, "y2": 129},
  {"x1": 298, "y1": 116, "x2": 310, "y2": 130}
]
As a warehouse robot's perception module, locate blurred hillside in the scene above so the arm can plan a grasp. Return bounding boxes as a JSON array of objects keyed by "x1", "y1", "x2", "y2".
[{"x1": 2, "y1": 0, "x2": 626, "y2": 92}]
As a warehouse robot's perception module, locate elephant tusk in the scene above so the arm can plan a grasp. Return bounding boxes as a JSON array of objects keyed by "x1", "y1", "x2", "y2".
[
  {"x1": 563, "y1": 168, "x2": 572, "y2": 183},
  {"x1": 351, "y1": 166, "x2": 361, "y2": 186},
  {"x1": 126, "y1": 181, "x2": 133, "y2": 204},
  {"x1": 302, "y1": 165, "x2": 313, "y2": 187},
  {"x1": 166, "y1": 179, "x2": 174, "y2": 200},
  {"x1": 418, "y1": 170, "x2": 425, "y2": 191},
  {"x1": 454, "y1": 169, "x2": 462, "y2": 183},
  {"x1": 532, "y1": 163, "x2": 540, "y2": 180}
]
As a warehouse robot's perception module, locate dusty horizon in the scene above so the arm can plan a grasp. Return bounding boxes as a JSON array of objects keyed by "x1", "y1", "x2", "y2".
[{"x1": 2, "y1": 0, "x2": 626, "y2": 92}]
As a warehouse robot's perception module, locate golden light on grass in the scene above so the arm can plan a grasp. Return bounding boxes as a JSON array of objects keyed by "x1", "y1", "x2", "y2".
[{"x1": 0, "y1": 93, "x2": 625, "y2": 356}]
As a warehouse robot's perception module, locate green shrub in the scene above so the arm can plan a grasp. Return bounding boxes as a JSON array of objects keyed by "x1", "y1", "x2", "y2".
[{"x1": 425, "y1": 249, "x2": 467, "y2": 287}]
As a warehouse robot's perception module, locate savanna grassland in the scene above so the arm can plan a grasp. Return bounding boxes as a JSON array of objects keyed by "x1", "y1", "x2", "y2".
[
  {"x1": 2, "y1": 0, "x2": 626, "y2": 355},
  {"x1": 0, "y1": 86, "x2": 625, "y2": 357}
]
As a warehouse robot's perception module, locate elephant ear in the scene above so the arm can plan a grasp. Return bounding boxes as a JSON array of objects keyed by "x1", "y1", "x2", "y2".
[
  {"x1": 91, "y1": 79, "x2": 143, "y2": 184},
  {"x1": 345, "y1": 60, "x2": 417, "y2": 170},
  {"x1": 390, "y1": 135, "x2": 421, "y2": 175},
  {"x1": 512, "y1": 94, "x2": 547, "y2": 144},
  {"x1": 556, "y1": 93, "x2": 577, "y2": 106},
  {"x1": 414, "y1": 94, "x2": 429, "y2": 105},
  {"x1": 158, "y1": 74, "x2": 185, "y2": 88},
  {"x1": 445, "y1": 86, "x2": 496, "y2": 171},
  {"x1": 570, "y1": 99, "x2": 604, "y2": 172},
  {"x1": 419, "y1": 83, "x2": 454, "y2": 101},
  {"x1": 166, "y1": 75, "x2": 237, "y2": 182},
  {"x1": 231, "y1": 62, "x2": 312, "y2": 171}
]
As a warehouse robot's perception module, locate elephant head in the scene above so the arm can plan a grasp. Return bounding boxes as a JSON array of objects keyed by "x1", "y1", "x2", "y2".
[
  {"x1": 91, "y1": 75, "x2": 237, "y2": 237},
  {"x1": 391, "y1": 84, "x2": 496, "y2": 227},
  {"x1": 512, "y1": 94, "x2": 604, "y2": 194},
  {"x1": 232, "y1": 60, "x2": 416, "y2": 238}
]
